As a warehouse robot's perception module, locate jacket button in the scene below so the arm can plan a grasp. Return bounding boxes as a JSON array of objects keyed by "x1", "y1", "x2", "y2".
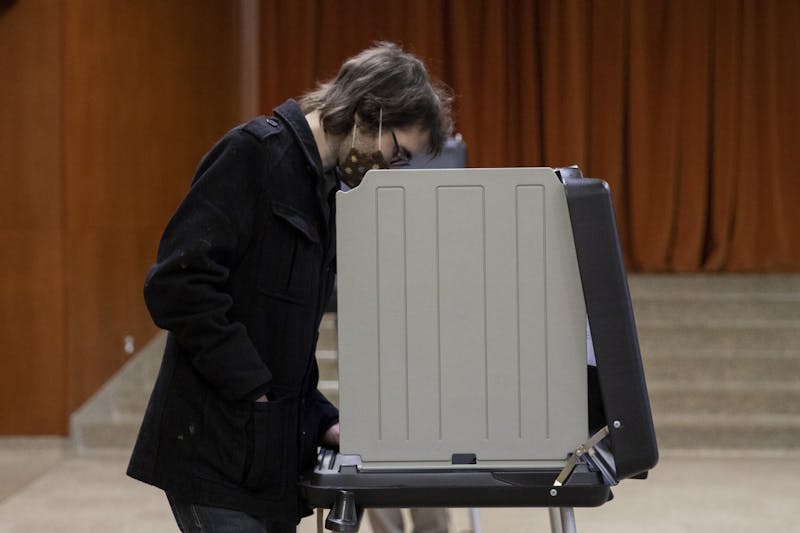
[{"x1": 266, "y1": 118, "x2": 278, "y2": 127}]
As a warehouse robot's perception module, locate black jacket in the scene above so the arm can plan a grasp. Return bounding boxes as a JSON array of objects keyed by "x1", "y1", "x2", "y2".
[{"x1": 127, "y1": 100, "x2": 339, "y2": 522}]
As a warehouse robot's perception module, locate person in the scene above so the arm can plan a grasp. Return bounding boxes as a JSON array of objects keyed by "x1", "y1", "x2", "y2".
[{"x1": 127, "y1": 41, "x2": 453, "y2": 533}]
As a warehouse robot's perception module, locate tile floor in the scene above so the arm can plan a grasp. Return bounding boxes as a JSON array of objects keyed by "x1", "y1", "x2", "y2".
[{"x1": 1, "y1": 438, "x2": 798, "y2": 533}]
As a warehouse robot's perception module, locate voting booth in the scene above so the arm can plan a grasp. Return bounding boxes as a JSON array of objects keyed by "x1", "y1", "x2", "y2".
[{"x1": 301, "y1": 166, "x2": 658, "y2": 533}]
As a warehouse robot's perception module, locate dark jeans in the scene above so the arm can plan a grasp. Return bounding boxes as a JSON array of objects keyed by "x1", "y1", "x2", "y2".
[{"x1": 166, "y1": 493, "x2": 296, "y2": 533}]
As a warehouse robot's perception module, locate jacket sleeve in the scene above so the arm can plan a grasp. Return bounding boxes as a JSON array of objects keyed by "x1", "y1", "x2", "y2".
[
  {"x1": 311, "y1": 388, "x2": 340, "y2": 440},
  {"x1": 143, "y1": 130, "x2": 271, "y2": 402}
]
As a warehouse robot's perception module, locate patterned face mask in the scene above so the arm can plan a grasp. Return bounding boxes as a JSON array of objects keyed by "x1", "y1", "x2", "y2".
[{"x1": 339, "y1": 108, "x2": 389, "y2": 188}]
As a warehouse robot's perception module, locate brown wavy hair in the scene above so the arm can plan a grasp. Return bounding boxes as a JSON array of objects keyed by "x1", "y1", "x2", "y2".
[{"x1": 299, "y1": 42, "x2": 453, "y2": 156}]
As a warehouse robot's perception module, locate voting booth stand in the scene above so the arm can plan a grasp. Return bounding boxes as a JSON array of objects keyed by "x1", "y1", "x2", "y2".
[{"x1": 301, "y1": 167, "x2": 658, "y2": 532}]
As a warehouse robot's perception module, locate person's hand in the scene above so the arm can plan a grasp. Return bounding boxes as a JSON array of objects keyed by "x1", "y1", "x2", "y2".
[
  {"x1": 255, "y1": 394, "x2": 269, "y2": 403},
  {"x1": 322, "y1": 423, "x2": 340, "y2": 446}
]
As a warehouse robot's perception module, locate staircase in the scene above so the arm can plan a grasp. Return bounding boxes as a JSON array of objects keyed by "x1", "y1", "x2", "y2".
[
  {"x1": 631, "y1": 274, "x2": 800, "y2": 451},
  {"x1": 70, "y1": 331, "x2": 165, "y2": 453},
  {"x1": 71, "y1": 274, "x2": 800, "y2": 454},
  {"x1": 316, "y1": 313, "x2": 339, "y2": 408}
]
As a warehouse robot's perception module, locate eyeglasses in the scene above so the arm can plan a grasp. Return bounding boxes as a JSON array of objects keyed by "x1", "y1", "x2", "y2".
[{"x1": 389, "y1": 130, "x2": 411, "y2": 168}]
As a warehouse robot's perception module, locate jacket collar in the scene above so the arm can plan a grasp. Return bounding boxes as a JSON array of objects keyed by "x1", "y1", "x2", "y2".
[
  {"x1": 273, "y1": 99, "x2": 324, "y2": 177},
  {"x1": 273, "y1": 99, "x2": 338, "y2": 242}
]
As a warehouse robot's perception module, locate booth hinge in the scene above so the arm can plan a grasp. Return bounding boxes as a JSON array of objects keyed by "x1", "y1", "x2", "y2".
[{"x1": 553, "y1": 425, "x2": 610, "y2": 486}]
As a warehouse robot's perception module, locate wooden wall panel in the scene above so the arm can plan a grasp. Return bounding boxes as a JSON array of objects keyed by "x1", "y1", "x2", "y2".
[
  {"x1": 0, "y1": 0, "x2": 243, "y2": 434},
  {"x1": 0, "y1": 232, "x2": 67, "y2": 433},
  {"x1": 64, "y1": 228, "x2": 162, "y2": 409},
  {"x1": 62, "y1": 0, "x2": 243, "y2": 413},
  {"x1": 0, "y1": 2, "x2": 66, "y2": 434}
]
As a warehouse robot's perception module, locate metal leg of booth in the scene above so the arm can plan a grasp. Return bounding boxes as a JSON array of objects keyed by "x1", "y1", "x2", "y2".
[
  {"x1": 324, "y1": 491, "x2": 363, "y2": 533},
  {"x1": 560, "y1": 508, "x2": 577, "y2": 533},
  {"x1": 549, "y1": 507, "x2": 577, "y2": 533},
  {"x1": 469, "y1": 508, "x2": 482, "y2": 533},
  {"x1": 549, "y1": 508, "x2": 563, "y2": 533}
]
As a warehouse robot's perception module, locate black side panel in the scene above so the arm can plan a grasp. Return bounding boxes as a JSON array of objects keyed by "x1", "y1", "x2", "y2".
[{"x1": 559, "y1": 167, "x2": 658, "y2": 480}]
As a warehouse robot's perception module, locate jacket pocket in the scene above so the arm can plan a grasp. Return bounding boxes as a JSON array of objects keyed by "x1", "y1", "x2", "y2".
[
  {"x1": 193, "y1": 400, "x2": 249, "y2": 487},
  {"x1": 242, "y1": 397, "x2": 294, "y2": 498},
  {"x1": 257, "y1": 202, "x2": 321, "y2": 306},
  {"x1": 193, "y1": 397, "x2": 295, "y2": 499}
]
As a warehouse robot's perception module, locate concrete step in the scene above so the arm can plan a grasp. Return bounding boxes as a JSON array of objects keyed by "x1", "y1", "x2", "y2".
[
  {"x1": 72, "y1": 419, "x2": 140, "y2": 453},
  {"x1": 642, "y1": 350, "x2": 800, "y2": 385},
  {"x1": 316, "y1": 349, "x2": 338, "y2": 381},
  {"x1": 653, "y1": 413, "x2": 800, "y2": 450},
  {"x1": 316, "y1": 314, "x2": 339, "y2": 405},
  {"x1": 649, "y1": 381, "x2": 800, "y2": 416},
  {"x1": 632, "y1": 300, "x2": 800, "y2": 326},
  {"x1": 318, "y1": 380, "x2": 339, "y2": 408},
  {"x1": 109, "y1": 384, "x2": 152, "y2": 419},
  {"x1": 318, "y1": 313, "x2": 337, "y2": 351},
  {"x1": 638, "y1": 324, "x2": 800, "y2": 353},
  {"x1": 70, "y1": 332, "x2": 166, "y2": 449},
  {"x1": 629, "y1": 274, "x2": 800, "y2": 332},
  {"x1": 627, "y1": 273, "x2": 800, "y2": 299}
]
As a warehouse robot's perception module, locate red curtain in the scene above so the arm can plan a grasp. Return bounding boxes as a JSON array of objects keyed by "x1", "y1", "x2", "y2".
[{"x1": 260, "y1": 0, "x2": 800, "y2": 272}]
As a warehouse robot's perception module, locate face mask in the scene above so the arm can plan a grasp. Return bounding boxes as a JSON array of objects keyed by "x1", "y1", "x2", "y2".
[
  {"x1": 339, "y1": 148, "x2": 388, "y2": 188},
  {"x1": 339, "y1": 108, "x2": 388, "y2": 188}
]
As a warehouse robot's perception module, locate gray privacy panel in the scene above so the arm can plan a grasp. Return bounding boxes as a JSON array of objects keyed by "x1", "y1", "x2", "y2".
[{"x1": 337, "y1": 168, "x2": 587, "y2": 464}]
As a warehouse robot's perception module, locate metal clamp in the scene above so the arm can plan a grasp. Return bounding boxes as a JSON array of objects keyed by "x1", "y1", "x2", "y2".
[{"x1": 553, "y1": 425, "x2": 610, "y2": 487}]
